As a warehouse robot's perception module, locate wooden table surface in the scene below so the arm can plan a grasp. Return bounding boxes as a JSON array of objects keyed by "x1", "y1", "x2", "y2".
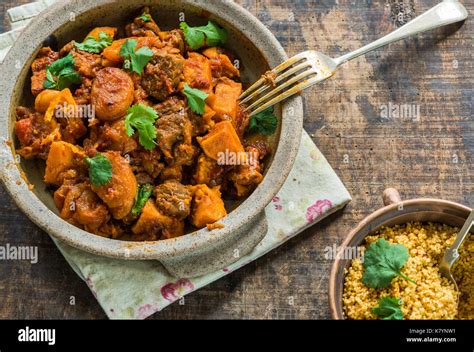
[{"x1": 0, "y1": 0, "x2": 472, "y2": 319}]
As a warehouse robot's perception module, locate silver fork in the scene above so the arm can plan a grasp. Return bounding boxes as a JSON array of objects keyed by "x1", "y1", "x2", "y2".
[{"x1": 240, "y1": 0, "x2": 468, "y2": 116}]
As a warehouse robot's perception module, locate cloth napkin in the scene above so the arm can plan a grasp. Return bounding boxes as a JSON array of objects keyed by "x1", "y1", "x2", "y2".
[{"x1": 1, "y1": 0, "x2": 351, "y2": 319}]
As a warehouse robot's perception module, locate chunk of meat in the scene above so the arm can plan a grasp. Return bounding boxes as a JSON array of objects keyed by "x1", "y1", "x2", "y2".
[
  {"x1": 125, "y1": 7, "x2": 161, "y2": 37},
  {"x1": 183, "y1": 52, "x2": 213, "y2": 93},
  {"x1": 54, "y1": 183, "x2": 110, "y2": 232},
  {"x1": 44, "y1": 141, "x2": 87, "y2": 186},
  {"x1": 15, "y1": 108, "x2": 60, "y2": 160},
  {"x1": 153, "y1": 180, "x2": 192, "y2": 220},
  {"x1": 30, "y1": 47, "x2": 60, "y2": 96},
  {"x1": 190, "y1": 185, "x2": 227, "y2": 228},
  {"x1": 159, "y1": 165, "x2": 183, "y2": 183},
  {"x1": 193, "y1": 154, "x2": 225, "y2": 187},
  {"x1": 91, "y1": 68, "x2": 134, "y2": 121},
  {"x1": 197, "y1": 120, "x2": 245, "y2": 161},
  {"x1": 234, "y1": 105, "x2": 250, "y2": 138},
  {"x1": 130, "y1": 146, "x2": 164, "y2": 180},
  {"x1": 206, "y1": 77, "x2": 242, "y2": 120},
  {"x1": 141, "y1": 47, "x2": 184, "y2": 101},
  {"x1": 71, "y1": 50, "x2": 102, "y2": 78},
  {"x1": 91, "y1": 151, "x2": 138, "y2": 219},
  {"x1": 202, "y1": 47, "x2": 240, "y2": 79},
  {"x1": 228, "y1": 147, "x2": 264, "y2": 197}
]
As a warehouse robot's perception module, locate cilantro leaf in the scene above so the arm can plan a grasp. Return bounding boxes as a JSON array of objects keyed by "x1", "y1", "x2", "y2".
[
  {"x1": 125, "y1": 104, "x2": 158, "y2": 150},
  {"x1": 43, "y1": 53, "x2": 82, "y2": 90},
  {"x1": 362, "y1": 238, "x2": 416, "y2": 289},
  {"x1": 131, "y1": 184, "x2": 154, "y2": 216},
  {"x1": 85, "y1": 153, "x2": 113, "y2": 187},
  {"x1": 119, "y1": 39, "x2": 154, "y2": 75},
  {"x1": 75, "y1": 31, "x2": 113, "y2": 53},
  {"x1": 183, "y1": 84, "x2": 209, "y2": 115},
  {"x1": 372, "y1": 297, "x2": 404, "y2": 320},
  {"x1": 180, "y1": 21, "x2": 227, "y2": 50},
  {"x1": 139, "y1": 13, "x2": 151, "y2": 22},
  {"x1": 249, "y1": 107, "x2": 278, "y2": 135}
]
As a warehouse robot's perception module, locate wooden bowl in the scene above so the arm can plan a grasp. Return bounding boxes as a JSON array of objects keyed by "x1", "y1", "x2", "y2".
[{"x1": 328, "y1": 188, "x2": 472, "y2": 319}]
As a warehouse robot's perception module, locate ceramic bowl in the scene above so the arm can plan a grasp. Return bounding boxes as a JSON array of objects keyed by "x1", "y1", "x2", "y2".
[
  {"x1": 328, "y1": 188, "x2": 472, "y2": 319},
  {"x1": 0, "y1": 0, "x2": 304, "y2": 277}
]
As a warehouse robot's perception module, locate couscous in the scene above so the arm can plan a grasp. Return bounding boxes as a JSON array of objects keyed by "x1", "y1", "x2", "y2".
[{"x1": 343, "y1": 222, "x2": 473, "y2": 320}]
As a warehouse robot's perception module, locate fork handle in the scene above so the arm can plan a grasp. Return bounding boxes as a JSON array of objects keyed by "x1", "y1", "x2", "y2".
[{"x1": 334, "y1": 0, "x2": 468, "y2": 66}]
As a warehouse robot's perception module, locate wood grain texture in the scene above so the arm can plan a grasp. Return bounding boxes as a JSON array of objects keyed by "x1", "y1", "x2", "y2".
[{"x1": 0, "y1": 0, "x2": 472, "y2": 319}]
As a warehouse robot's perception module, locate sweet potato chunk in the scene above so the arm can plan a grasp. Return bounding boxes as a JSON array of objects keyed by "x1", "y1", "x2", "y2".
[
  {"x1": 91, "y1": 67, "x2": 134, "y2": 121},
  {"x1": 202, "y1": 47, "x2": 240, "y2": 79},
  {"x1": 91, "y1": 151, "x2": 137, "y2": 220},
  {"x1": 193, "y1": 154, "x2": 225, "y2": 186},
  {"x1": 54, "y1": 183, "x2": 110, "y2": 232},
  {"x1": 197, "y1": 120, "x2": 244, "y2": 161},
  {"x1": 85, "y1": 27, "x2": 117, "y2": 41},
  {"x1": 44, "y1": 141, "x2": 86, "y2": 186},
  {"x1": 183, "y1": 52, "x2": 213, "y2": 93},
  {"x1": 190, "y1": 185, "x2": 227, "y2": 228},
  {"x1": 132, "y1": 200, "x2": 184, "y2": 240},
  {"x1": 35, "y1": 90, "x2": 61, "y2": 113},
  {"x1": 207, "y1": 77, "x2": 242, "y2": 120},
  {"x1": 102, "y1": 37, "x2": 162, "y2": 63}
]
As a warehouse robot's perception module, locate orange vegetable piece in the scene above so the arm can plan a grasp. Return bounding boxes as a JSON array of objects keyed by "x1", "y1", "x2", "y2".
[
  {"x1": 35, "y1": 89, "x2": 61, "y2": 113},
  {"x1": 85, "y1": 27, "x2": 117, "y2": 41},
  {"x1": 197, "y1": 120, "x2": 245, "y2": 161},
  {"x1": 183, "y1": 52, "x2": 213, "y2": 93},
  {"x1": 44, "y1": 141, "x2": 86, "y2": 186},
  {"x1": 44, "y1": 88, "x2": 77, "y2": 122},
  {"x1": 207, "y1": 77, "x2": 242, "y2": 120},
  {"x1": 191, "y1": 185, "x2": 227, "y2": 228},
  {"x1": 102, "y1": 37, "x2": 162, "y2": 63}
]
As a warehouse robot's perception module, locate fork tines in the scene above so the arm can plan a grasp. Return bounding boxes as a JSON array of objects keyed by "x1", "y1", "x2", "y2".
[{"x1": 239, "y1": 52, "x2": 319, "y2": 116}]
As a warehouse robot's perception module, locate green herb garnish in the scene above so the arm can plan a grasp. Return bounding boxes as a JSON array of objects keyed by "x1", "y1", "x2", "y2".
[
  {"x1": 43, "y1": 53, "x2": 82, "y2": 90},
  {"x1": 180, "y1": 21, "x2": 227, "y2": 50},
  {"x1": 119, "y1": 39, "x2": 154, "y2": 75},
  {"x1": 249, "y1": 107, "x2": 278, "y2": 135},
  {"x1": 372, "y1": 297, "x2": 403, "y2": 320},
  {"x1": 183, "y1": 84, "x2": 209, "y2": 115},
  {"x1": 125, "y1": 104, "x2": 158, "y2": 150},
  {"x1": 362, "y1": 238, "x2": 416, "y2": 289},
  {"x1": 131, "y1": 184, "x2": 154, "y2": 216},
  {"x1": 75, "y1": 31, "x2": 113, "y2": 54},
  {"x1": 85, "y1": 153, "x2": 113, "y2": 187},
  {"x1": 139, "y1": 13, "x2": 151, "y2": 22}
]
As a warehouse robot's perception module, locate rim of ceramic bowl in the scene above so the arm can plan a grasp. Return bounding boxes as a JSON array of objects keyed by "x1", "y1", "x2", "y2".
[
  {"x1": 328, "y1": 197, "x2": 472, "y2": 320},
  {"x1": 0, "y1": 0, "x2": 303, "y2": 260}
]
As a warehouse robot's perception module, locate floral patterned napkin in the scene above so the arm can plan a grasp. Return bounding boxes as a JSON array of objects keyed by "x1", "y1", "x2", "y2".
[{"x1": 1, "y1": 1, "x2": 351, "y2": 319}]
